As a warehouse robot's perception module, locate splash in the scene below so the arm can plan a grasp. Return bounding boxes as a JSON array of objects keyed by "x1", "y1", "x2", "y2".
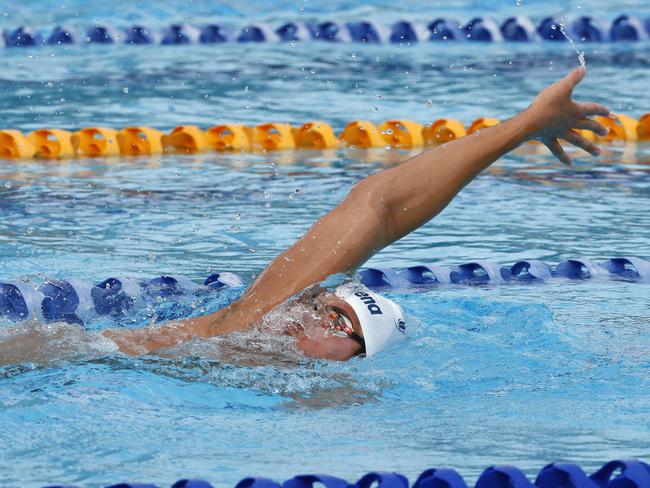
[{"x1": 557, "y1": 17, "x2": 586, "y2": 67}]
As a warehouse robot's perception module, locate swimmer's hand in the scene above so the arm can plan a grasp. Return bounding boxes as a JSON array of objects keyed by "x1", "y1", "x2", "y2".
[
  {"x1": 523, "y1": 66, "x2": 610, "y2": 165},
  {"x1": 103, "y1": 322, "x2": 196, "y2": 356}
]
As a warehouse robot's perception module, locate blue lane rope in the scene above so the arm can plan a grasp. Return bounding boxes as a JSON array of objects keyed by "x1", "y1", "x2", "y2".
[
  {"x1": 2, "y1": 256, "x2": 649, "y2": 324},
  {"x1": 41, "y1": 458, "x2": 650, "y2": 488},
  {"x1": 359, "y1": 256, "x2": 650, "y2": 289},
  {"x1": 2, "y1": 15, "x2": 650, "y2": 48},
  {"x1": 0, "y1": 272, "x2": 243, "y2": 324}
]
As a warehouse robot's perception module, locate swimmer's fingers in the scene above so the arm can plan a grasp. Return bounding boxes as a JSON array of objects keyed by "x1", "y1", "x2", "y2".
[
  {"x1": 576, "y1": 101, "x2": 610, "y2": 118},
  {"x1": 562, "y1": 130, "x2": 602, "y2": 157},
  {"x1": 564, "y1": 66, "x2": 586, "y2": 93},
  {"x1": 573, "y1": 117, "x2": 608, "y2": 137},
  {"x1": 543, "y1": 137, "x2": 572, "y2": 166}
]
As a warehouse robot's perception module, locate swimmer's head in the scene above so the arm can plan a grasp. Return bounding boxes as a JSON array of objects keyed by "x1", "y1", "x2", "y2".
[
  {"x1": 290, "y1": 284, "x2": 406, "y2": 360},
  {"x1": 334, "y1": 284, "x2": 407, "y2": 357}
]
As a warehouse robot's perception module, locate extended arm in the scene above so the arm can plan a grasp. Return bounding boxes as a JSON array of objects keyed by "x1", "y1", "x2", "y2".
[{"x1": 106, "y1": 67, "x2": 609, "y2": 354}]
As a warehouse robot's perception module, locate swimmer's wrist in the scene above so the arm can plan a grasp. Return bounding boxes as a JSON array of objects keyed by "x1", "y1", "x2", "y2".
[{"x1": 515, "y1": 108, "x2": 543, "y2": 142}]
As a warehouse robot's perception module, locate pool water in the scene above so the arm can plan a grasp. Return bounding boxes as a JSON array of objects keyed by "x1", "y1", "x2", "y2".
[{"x1": 1, "y1": 1, "x2": 650, "y2": 486}]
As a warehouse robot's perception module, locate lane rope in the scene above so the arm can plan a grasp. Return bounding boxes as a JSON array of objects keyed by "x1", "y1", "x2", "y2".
[
  {"x1": 1, "y1": 114, "x2": 647, "y2": 161},
  {"x1": 2, "y1": 256, "x2": 649, "y2": 324},
  {"x1": 2, "y1": 15, "x2": 650, "y2": 47},
  {"x1": 40, "y1": 458, "x2": 650, "y2": 488}
]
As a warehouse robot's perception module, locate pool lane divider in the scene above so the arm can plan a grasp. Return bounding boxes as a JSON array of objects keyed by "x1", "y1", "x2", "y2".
[
  {"x1": 41, "y1": 458, "x2": 650, "y2": 488},
  {"x1": 360, "y1": 256, "x2": 650, "y2": 288},
  {"x1": 2, "y1": 257, "x2": 649, "y2": 324},
  {"x1": 4, "y1": 15, "x2": 650, "y2": 47},
  {"x1": 0, "y1": 113, "x2": 648, "y2": 161}
]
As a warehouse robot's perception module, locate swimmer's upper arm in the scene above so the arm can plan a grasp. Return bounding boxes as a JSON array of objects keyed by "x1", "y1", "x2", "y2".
[{"x1": 241, "y1": 176, "x2": 390, "y2": 303}]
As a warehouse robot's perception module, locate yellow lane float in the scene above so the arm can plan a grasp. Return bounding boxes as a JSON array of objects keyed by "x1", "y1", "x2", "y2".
[
  {"x1": 638, "y1": 113, "x2": 650, "y2": 141},
  {"x1": 27, "y1": 129, "x2": 74, "y2": 159},
  {"x1": 339, "y1": 121, "x2": 384, "y2": 148},
  {"x1": 163, "y1": 125, "x2": 208, "y2": 153},
  {"x1": 423, "y1": 119, "x2": 467, "y2": 145},
  {"x1": 117, "y1": 127, "x2": 164, "y2": 156},
  {"x1": 71, "y1": 128, "x2": 119, "y2": 157},
  {"x1": 593, "y1": 114, "x2": 638, "y2": 142},
  {"x1": 0, "y1": 130, "x2": 36, "y2": 160},
  {"x1": 294, "y1": 121, "x2": 339, "y2": 149},
  {"x1": 251, "y1": 123, "x2": 295, "y2": 151},
  {"x1": 467, "y1": 117, "x2": 500, "y2": 134},
  {"x1": 205, "y1": 124, "x2": 251, "y2": 151},
  {"x1": 377, "y1": 120, "x2": 424, "y2": 149}
]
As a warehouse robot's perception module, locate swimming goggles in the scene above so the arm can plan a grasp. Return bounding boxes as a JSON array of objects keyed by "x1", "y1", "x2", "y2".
[{"x1": 323, "y1": 308, "x2": 366, "y2": 353}]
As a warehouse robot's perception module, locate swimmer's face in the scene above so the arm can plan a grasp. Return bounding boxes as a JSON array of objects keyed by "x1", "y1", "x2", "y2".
[{"x1": 289, "y1": 292, "x2": 365, "y2": 361}]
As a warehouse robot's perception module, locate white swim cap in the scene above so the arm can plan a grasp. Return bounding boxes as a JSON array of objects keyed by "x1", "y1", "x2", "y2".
[{"x1": 336, "y1": 284, "x2": 407, "y2": 357}]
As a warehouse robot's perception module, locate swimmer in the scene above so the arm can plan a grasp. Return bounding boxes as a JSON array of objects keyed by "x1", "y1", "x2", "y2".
[
  {"x1": 102, "y1": 67, "x2": 610, "y2": 361},
  {"x1": 2, "y1": 68, "x2": 611, "y2": 364}
]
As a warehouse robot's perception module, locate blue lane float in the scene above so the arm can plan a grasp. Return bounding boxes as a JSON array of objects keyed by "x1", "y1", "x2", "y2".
[
  {"x1": 501, "y1": 16, "x2": 539, "y2": 42},
  {"x1": 0, "y1": 272, "x2": 243, "y2": 324},
  {"x1": 537, "y1": 17, "x2": 566, "y2": 41},
  {"x1": 42, "y1": 458, "x2": 650, "y2": 488},
  {"x1": 238, "y1": 23, "x2": 280, "y2": 43},
  {"x1": 199, "y1": 24, "x2": 230, "y2": 43},
  {"x1": 3, "y1": 16, "x2": 650, "y2": 49},
  {"x1": 427, "y1": 18, "x2": 464, "y2": 41},
  {"x1": 3, "y1": 26, "x2": 44, "y2": 47},
  {"x1": 463, "y1": 17, "x2": 504, "y2": 42},
  {"x1": 47, "y1": 26, "x2": 78, "y2": 45},
  {"x1": 569, "y1": 16, "x2": 610, "y2": 42},
  {"x1": 277, "y1": 22, "x2": 313, "y2": 42},
  {"x1": 86, "y1": 25, "x2": 121, "y2": 43},
  {"x1": 610, "y1": 15, "x2": 649, "y2": 42},
  {"x1": 161, "y1": 24, "x2": 201, "y2": 45}
]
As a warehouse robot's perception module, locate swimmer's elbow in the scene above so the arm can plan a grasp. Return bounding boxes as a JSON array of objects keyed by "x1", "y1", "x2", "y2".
[{"x1": 346, "y1": 175, "x2": 392, "y2": 242}]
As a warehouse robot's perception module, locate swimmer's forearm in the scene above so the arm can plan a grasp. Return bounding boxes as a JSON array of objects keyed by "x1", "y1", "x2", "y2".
[{"x1": 370, "y1": 68, "x2": 608, "y2": 246}]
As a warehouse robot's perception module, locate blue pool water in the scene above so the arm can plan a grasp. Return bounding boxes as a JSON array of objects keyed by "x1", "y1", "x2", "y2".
[{"x1": 1, "y1": 1, "x2": 650, "y2": 486}]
